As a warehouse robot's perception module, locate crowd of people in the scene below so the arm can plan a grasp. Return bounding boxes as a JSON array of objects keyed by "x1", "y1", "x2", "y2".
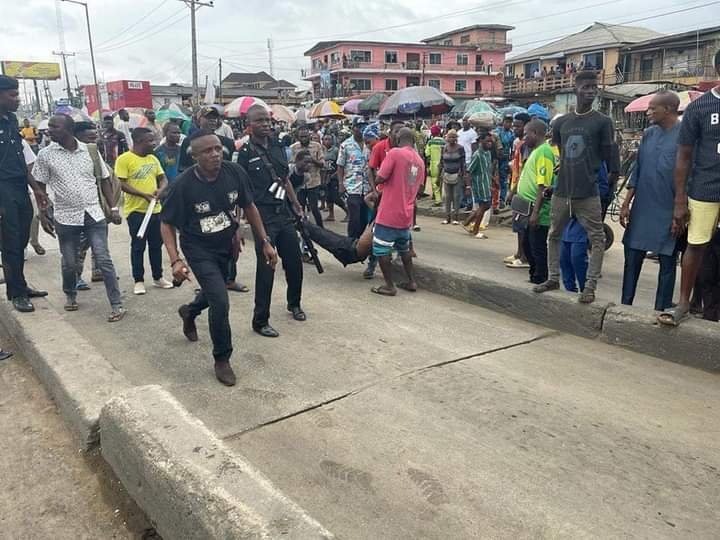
[{"x1": 0, "y1": 49, "x2": 718, "y2": 376}]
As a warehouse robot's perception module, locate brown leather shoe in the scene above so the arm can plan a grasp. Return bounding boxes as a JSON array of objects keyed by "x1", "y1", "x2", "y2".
[
  {"x1": 178, "y1": 304, "x2": 198, "y2": 342},
  {"x1": 214, "y1": 361, "x2": 236, "y2": 386}
]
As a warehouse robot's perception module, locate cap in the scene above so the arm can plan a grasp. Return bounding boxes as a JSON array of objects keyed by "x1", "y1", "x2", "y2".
[
  {"x1": 199, "y1": 104, "x2": 223, "y2": 117},
  {"x1": 352, "y1": 116, "x2": 368, "y2": 127},
  {"x1": 0, "y1": 75, "x2": 19, "y2": 91},
  {"x1": 362, "y1": 123, "x2": 380, "y2": 140}
]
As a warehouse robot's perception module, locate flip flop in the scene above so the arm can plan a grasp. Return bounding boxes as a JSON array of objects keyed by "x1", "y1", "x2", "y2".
[
  {"x1": 657, "y1": 306, "x2": 689, "y2": 327},
  {"x1": 505, "y1": 259, "x2": 530, "y2": 269},
  {"x1": 371, "y1": 285, "x2": 397, "y2": 296},
  {"x1": 398, "y1": 282, "x2": 417, "y2": 292}
]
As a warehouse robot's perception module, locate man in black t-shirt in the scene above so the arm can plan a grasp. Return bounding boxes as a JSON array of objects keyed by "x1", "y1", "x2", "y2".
[
  {"x1": 161, "y1": 130, "x2": 277, "y2": 386},
  {"x1": 658, "y1": 51, "x2": 720, "y2": 326},
  {"x1": 533, "y1": 70, "x2": 614, "y2": 303}
]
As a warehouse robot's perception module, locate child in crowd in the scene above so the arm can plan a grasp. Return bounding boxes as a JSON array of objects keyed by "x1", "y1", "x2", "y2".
[
  {"x1": 560, "y1": 218, "x2": 589, "y2": 292},
  {"x1": 464, "y1": 131, "x2": 496, "y2": 238}
]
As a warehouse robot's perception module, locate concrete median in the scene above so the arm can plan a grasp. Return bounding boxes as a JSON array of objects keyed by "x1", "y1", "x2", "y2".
[
  {"x1": 100, "y1": 385, "x2": 335, "y2": 540},
  {"x1": 0, "y1": 298, "x2": 132, "y2": 449}
]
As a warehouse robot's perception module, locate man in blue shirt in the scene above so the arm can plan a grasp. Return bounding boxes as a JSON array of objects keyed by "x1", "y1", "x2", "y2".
[{"x1": 620, "y1": 90, "x2": 680, "y2": 312}]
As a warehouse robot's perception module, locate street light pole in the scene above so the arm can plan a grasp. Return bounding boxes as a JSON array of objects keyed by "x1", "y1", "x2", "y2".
[
  {"x1": 177, "y1": 0, "x2": 214, "y2": 106},
  {"x1": 61, "y1": 0, "x2": 102, "y2": 117}
]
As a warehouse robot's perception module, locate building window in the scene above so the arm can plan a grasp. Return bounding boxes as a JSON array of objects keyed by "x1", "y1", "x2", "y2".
[
  {"x1": 460, "y1": 34, "x2": 471, "y2": 44},
  {"x1": 385, "y1": 51, "x2": 398, "y2": 64},
  {"x1": 455, "y1": 80, "x2": 467, "y2": 92},
  {"x1": 429, "y1": 53, "x2": 442, "y2": 65},
  {"x1": 428, "y1": 79, "x2": 441, "y2": 90},
  {"x1": 457, "y1": 54, "x2": 468, "y2": 66},
  {"x1": 443, "y1": 39, "x2": 453, "y2": 46},
  {"x1": 350, "y1": 50, "x2": 371, "y2": 63},
  {"x1": 475, "y1": 80, "x2": 482, "y2": 94},
  {"x1": 330, "y1": 52, "x2": 340, "y2": 64},
  {"x1": 385, "y1": 79, "x2": 398, "y2": 91},
  {"x1": 350, "y1": 79, "x2": 372, "y2": 91},
  {"x1": 312, "y1": 58, "x2": 323, "y2": 70},
  {"x1": 582, "y1": 51, "x2": 604, "y2": 70}
]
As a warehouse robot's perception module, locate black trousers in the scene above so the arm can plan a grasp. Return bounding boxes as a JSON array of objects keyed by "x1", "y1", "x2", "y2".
[
  {"x1": 346, "y1": 194, "x2": 369, "y2": 240},
  {"x1": 523, "y1": 224, "x2": 549, "y2": 285},
  {"x1": 253, "y1": 209, "x2": 303, "y2": 327},
  {"x1": 298, "y1": 187, "x2": 323, "y2": 227},
  {"x1": 305, "y1": 221, "x2": 362, "y2": 266},
  {"x1": 0, "y1": 183, "x2": 33, "y2": 300},
  {"x1": 186, "y1": 251, "x2": 233, "y2": 363},
  {"x1": 126, "y1": 211, "x2": 164, "y2": 282}
]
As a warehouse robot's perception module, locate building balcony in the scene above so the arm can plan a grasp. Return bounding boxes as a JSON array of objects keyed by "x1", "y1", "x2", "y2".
[
  {"x1": 504, "y1": 70, "x2": 617, "y2": 96},
  {"x1": 474, "y1": 41, "x2": 513, "y2": 53},
  {"x1": 307, "y1": 61, "x2": 504, "y2": 78}
]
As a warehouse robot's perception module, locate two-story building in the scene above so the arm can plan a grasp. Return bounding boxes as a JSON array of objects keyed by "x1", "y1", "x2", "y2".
[
  {"x1": 303, "y1": 24, "x2": 514, "y2": 99},
  {"x1": 503, "y1": 22, "x2": 662, "y2": 112}
]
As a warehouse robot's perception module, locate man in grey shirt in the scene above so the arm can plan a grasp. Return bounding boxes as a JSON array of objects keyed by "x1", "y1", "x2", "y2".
[{"x1": 534, "y1": 70, "x2": 614, "y2": 303}]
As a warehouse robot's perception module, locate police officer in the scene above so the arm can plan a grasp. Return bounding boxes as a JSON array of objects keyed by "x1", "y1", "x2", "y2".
[
  {"x1": 236, "y1": 104, "x2": 306, "y2": 338},
  {"x1": 0, "y1": 75, "x2": 48, "y2": 313},
  {"x1": 160, "y1": 129, "x2": 277, "y2": 386}
]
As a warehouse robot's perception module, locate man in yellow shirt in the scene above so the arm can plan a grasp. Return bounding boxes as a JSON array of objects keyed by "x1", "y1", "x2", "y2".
[
  {"x1": 115, "y1": 127, "x2": 172, "y2": 295},
  {"x1": 20, "y1": 118, "x2": 38, "y2": 151}
]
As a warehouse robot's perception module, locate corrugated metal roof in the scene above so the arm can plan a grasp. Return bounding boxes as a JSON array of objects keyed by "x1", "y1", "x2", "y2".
[
  {"x1": 508, "y1": 22, "x2": 663, "y2": 64},
  {"x1": 600, "y1": 82, "x2": 663, "y2": 98}
]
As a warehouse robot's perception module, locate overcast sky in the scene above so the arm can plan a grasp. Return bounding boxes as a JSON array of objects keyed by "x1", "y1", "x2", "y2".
[{"x1": 2, "y1": 0, "x2": 717, "y2": 99}]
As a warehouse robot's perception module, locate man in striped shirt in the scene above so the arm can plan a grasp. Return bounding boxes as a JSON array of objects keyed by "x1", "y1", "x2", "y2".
[{"x1": 658, "y1": 50, "x2": 720, "y2": 325}]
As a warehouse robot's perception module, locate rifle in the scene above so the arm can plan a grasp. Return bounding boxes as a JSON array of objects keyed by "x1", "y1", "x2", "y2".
[{"x1": 291, "y1": 207, "x2": 324, "y2": 274}]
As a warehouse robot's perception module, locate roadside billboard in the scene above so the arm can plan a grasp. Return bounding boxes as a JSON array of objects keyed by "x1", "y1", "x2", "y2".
[{"x1": 1, "y1": 61, "x2": 62, "y2": 80}]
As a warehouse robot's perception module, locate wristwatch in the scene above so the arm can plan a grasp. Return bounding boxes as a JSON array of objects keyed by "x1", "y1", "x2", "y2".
[{"x1": 261, "y1": 237, "x2": 271, "y2": 245}]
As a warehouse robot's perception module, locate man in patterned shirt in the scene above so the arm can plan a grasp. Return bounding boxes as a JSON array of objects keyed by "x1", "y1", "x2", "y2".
[
  {"x1": 337, "y1": 118, "x2": 371, "y2": 240},
  {"x1": 658, "y1": 50, "x2": 720, "y2": 326}
]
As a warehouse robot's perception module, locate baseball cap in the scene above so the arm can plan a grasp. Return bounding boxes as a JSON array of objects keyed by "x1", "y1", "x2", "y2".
[{"x1": 199, "y1": 104, "x2": 223, "y2": 117}]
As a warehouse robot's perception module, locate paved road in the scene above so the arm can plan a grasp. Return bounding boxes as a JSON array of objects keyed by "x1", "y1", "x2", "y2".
[
  {"x1": 0, "y1": 338, "x2": 157, "y2": 540},
  {"x1": 19, "y1": 216, "x2": 719, "y2": 539}
]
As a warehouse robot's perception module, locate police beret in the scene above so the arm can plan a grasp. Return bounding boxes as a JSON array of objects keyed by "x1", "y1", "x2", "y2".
[{"x1": 0, "y1": 75, "x2": 19, "y2": 90}]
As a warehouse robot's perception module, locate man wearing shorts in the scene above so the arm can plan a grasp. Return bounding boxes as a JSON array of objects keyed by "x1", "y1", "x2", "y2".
[
  {"x1": 658, "y1": 50, "x2": 720, "y2": 326},
  {"x1": 370, "y1": 128, "x2": 425, "y2": 296}
]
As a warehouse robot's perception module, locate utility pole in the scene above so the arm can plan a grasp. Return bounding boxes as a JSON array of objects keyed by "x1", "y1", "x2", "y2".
[
  {"x1": 218, "y1": 58, "x2": 222, "y2": 103},
  {"x1": 267, "y1": 38, "x2": 274, "y2": 78},
  {"x1": 32, "y1": 81, "x2": 42, "y2": 113},
  {"x1": 177, "y1": 0, "x2": 214, "y2": 105},
  {"x1": 52, "y1": 50, "x2": 76, "y2": 100}
]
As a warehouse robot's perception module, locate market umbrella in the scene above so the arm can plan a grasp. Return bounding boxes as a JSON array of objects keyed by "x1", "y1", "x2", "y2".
[
  {"x1": 342, "y1": 99, "x2": 363, "y2": 115},
  {"x1": 309, "y1": 99, "x2": 345, "y2": 119},
  {"x1": 89, "y1": 108, "x2": 113, "y2": 121},
  {"x1": 462, "y1": 100, "x2": 498, "y2": 117},
  {"x1": 358, "y1": 92, "x2": 388, "y2": 114},
  {"x1": 378, "y1": 86, "x2": 454, "y2": 117},
  {"x1": 270, "y1": 104, "x2": 295, "y2": 124},
  {"x1": 294, "y1": 108, "x2": 314, "y2": 124},
  {"x1": 449, "y1": 99, "x2": 474, "y2": 118},
  {"x1": 624, "y1": 90, "x2": 702, "y2": 113},
  {"x1": 156, "y1": 102, "x2": 191, "y2": 124},
  {"x1": 527, "y1": 102, "x2": 550, "y2": 121},
  {"x1": 497, "y1": 105, "x2": 528, "y2": 118},
  {"x1": 224, "y1": 96, "x2": 269, "y2": 118},
  {"x1": 54, "y1": 105, "x2": 92, "y2": 123}
]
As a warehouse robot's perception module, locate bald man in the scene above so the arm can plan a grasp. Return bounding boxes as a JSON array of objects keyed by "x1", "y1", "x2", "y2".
[{"x1": 620, "y1": 90, "x2": 681, "y2": 312}]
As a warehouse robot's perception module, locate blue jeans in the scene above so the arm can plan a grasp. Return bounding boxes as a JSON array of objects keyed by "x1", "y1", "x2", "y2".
[
  {"x1": 55, "y1": 213, "x2": 122, "y2": 308},
  {"x1": 498, "y1": 160, "x2": 510, "y2": 202},
  {"x1": 621, "y1": 246, "x2": 677, "y2": 311},
  {"x1": 560, "y1": 240, "x2": 589, "y2": 292}
]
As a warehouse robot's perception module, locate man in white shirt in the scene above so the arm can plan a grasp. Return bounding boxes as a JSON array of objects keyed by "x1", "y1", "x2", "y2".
[
  {"x1": 116, "y1": 108, "x2": 133, "y2": 149},
  {"x1": 457, "y1": 118, "x2": 477, "y2": 168},
  {"x1": 33, "y1": 114, "x2": 126, "y2": 322}
]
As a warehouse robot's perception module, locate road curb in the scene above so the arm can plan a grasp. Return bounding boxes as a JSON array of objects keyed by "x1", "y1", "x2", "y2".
[
  {"x1": 100, "y1": 385, "x2": 335, "y2": 540},
  {"x1": 405, "y1": 261, "x2": 720, "y2": 372},
  {"x1": 0, "y1": 299, "x2": 132, "y2": 449}
]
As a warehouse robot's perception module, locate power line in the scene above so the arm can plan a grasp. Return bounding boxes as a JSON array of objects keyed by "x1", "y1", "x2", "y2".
[
  {"x1": 93, "y1": 9, "x2": 188, "y2": 53},
  {"x1": 94, "y1": 0, "x2": 171, "y2": 48}
]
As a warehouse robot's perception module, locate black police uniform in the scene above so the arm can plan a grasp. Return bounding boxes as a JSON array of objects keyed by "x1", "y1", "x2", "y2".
[
  {"x1": 236, "y1": 137, "x2": 302, "y2": 329},
  {"x1": 0, "y1": 110, "x2": 33, "y2": 300},
  {"x1": 161, "y1": 162, "x2": 253, "y2": 364}
]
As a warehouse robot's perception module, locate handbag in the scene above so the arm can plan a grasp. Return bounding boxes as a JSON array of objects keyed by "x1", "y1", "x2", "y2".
[
  {"x1": 510, "y1": 195, "x2": 533, "y2": 217},
  {"x1": 86, "y1": 143, "x2": 121, "y2": 220},
  {"x1": 442, "y1": 172, "x2": 459, "y2": 185}
]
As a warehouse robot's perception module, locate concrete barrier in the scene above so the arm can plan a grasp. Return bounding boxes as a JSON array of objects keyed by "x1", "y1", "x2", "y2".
[
  {"x1": 100, "y1": 385, "x2": 335, "y2": 540},
  {"x1": 602, "y1": 304, "x2": 720, "y2": 373},
  {"x1": 0, "y1": 299, "x2": 132, "y2": 448}
]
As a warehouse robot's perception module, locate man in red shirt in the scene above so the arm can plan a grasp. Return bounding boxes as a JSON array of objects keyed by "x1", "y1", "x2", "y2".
[{"x1": 371, "y1": 128, "x2": 425, "y2": 296}]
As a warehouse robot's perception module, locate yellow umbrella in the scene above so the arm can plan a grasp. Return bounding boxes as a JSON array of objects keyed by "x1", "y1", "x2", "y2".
[{"x1": 309, "y1": 99, "x2": 345, "y2": 119}]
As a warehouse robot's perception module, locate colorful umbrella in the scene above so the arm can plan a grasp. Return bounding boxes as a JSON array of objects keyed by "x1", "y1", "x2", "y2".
[
  {"x1": 358, "y1": 92, "x2": 388, "y2": 114},
  {"x1": 624, "y1": 90, "x2": 702, "y2": 113},
  {"x1": 156, "y1": 102, "x2": 191, "y2": 124},
  {"x1": 270, "y1": 104, "x2": 295, "y2": 124},
  {"x1": 342, "y1": 99, "x2": 363, "y2": 115},
  {"x1": 462, "y1": 100, "x2": 498, "y2": 118},
  {"x1": 309, "y1": 99, "x2": 345, "y2": 119},
  {"x1": 224, "y1": 96, "x2": 269, "y2": 118},
  {"x1": 54, "y1": 105, "x2": 93, "y2": 123},
  {"x1": 378, "y1": 86, "x2": 454, "y2": 117}
]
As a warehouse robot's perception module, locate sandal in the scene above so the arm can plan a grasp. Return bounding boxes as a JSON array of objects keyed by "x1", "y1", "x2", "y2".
[
  {"x1": 108, "y1": 307, "x2": 126, "y2": 323},
  {"x1": 398, "y1": 282, "x2": 417, "y2": 292},
  {"x1": 578, "y1": 289, "x2": 596, "y2": 304},
  {"x1": 505, "y1": 258, "x2": 530, "y2": 269},
  {"x1": 64, "y1": 300, "x2": 79, "y2": 312},
  {"x1": 532, "y1": 280, "x2": 560, "y2": 293},
  {"x1": 371, "y1": 285, "x2": 397, "y2": 296},
  {"x1": 657, "y1": 306, "x2": 689, "y2": 327}
]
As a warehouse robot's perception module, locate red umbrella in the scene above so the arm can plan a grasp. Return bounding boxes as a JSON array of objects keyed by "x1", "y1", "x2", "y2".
[
  {"x1": 224, "y1": 96, "x2": 270, "y2": 118},
  {"x1": 624, "y1": 90, "x2": 703, "y2": 113}
]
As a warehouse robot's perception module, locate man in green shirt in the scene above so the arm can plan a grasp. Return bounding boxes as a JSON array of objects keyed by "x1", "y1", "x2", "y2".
[{"x1": 517, "y1": 119, "x2": 556, "y2": 284}]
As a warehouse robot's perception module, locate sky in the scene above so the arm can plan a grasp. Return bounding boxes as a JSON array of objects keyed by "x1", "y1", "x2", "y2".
[{"x1": 1, "y1": 0, "x2": 717, "y2": 101}]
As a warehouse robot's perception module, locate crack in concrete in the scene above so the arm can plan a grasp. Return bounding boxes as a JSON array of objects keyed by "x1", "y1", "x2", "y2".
[{"x1": 222, "y1": 331, "x2": 558, "y2": 441}]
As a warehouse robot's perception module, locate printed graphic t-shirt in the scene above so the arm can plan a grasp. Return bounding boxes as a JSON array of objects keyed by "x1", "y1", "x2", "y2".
[
  {"x1": 375, "y1": 146, "x2": 425, "y2": 229},
  {"x1": 115, "y1": 151, "x2": 165, "y2": 217}
]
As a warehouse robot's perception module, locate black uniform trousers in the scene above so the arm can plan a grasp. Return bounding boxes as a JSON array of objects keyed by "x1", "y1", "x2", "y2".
[
  {"x1": 186, "y1": 250, "x2": 233, "y2": 363},
  {"x1": 252, "y1": 206, "x2": 303, "y2": 328},
  {"x1": 0, "y1": 183, "x2": 33, "y2": 300}
]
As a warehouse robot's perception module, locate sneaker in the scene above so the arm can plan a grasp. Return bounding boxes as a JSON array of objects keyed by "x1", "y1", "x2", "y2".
[
  {"x1": 503, "y1": 254, "x2": 517, "y2": 264},
  {"x1": 452, "y1": 220, "x2": 460, "y2": 225},
  {"x1": 441, "y1": 220, "x2": 450, "y2": 225},
  {"x1": 532, "y1": 280, "x2": 560, "y2": 294},
  {"x1": 153, "y1": 278, "x2": 174, "y2": 289},
  {"x1": 475, "y1": 232, "x2": 488, "y2": 239},
  {"x1": 76, "y1": 278, "x2": 91, "y2": 291},
  {"x1": 133, "y1": 282, "x2": 146, "y2": 295}
]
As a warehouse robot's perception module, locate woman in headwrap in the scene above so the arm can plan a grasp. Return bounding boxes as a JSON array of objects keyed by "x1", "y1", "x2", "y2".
[
  {"x1": 438, "y1": 129, "x2": 469, "y2": 225},
  {"x1": 424, "y1": 124, "x2": 445, "y2": 206}
]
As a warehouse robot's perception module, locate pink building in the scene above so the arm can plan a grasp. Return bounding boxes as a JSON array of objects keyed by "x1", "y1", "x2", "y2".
[{"x1": 304, "y1": 24, "x2": 514, "y2": 99}]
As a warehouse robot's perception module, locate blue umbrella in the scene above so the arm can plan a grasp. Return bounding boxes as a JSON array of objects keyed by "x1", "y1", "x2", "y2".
[
  {"x1": 527, "y1": 102, "x2": 550, "y2": 121},
  {"x1": 498, "y1": 105, "x2": 528, "y2": 118}
]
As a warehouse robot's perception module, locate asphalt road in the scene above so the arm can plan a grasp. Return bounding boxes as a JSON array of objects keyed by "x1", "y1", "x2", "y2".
[{"x1": 17, "y1": 214, "x2": 719, "y2": 539}]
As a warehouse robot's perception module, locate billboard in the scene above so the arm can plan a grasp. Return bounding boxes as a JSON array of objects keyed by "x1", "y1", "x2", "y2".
[{"x1": 1, "y1": 61, "x2": 61, "y2": 80}]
